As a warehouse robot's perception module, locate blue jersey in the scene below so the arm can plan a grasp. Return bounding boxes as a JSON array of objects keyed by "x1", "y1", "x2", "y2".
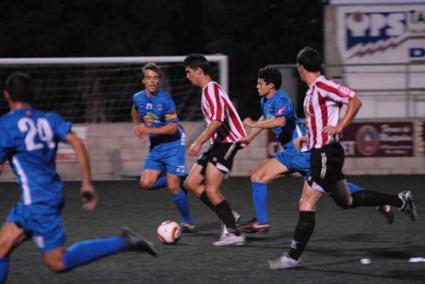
[
  {"x1": 261, "y1": 91, "x2": 306, "y2": 150},
  {"x1": 0, "y1": 108, "x2": 71, "y2": 206},
  {"x1": 133, "y1": 90, "x2": 184, "y2": 148}
]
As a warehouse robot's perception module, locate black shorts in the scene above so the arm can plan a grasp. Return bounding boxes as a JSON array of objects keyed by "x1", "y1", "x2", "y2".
[
  {"x1": 307, "y1": 143, "x2": 345, "y2": 193},
  {"x1": 196, "y1": 142, "x2": 240, "y2": 174}
]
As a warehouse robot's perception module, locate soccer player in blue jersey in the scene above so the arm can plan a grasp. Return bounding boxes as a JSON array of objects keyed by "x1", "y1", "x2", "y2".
[
  {"x1": 131, "y1": 63, "x2": 194, "y2": 232},
  {"x1": 238, "y1": 66, "x2": 394, "y2": 234},
  {"x1": 0, "y1": 72, "x2": 157, "y2": 282}
]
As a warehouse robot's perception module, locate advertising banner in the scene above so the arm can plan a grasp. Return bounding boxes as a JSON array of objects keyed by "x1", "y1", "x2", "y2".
[
  {"x1": 337, "y1": 5, "x2": 425, "y2": 63},
  {"x1": 267, "y1": 122, "x2": 414, "y2": 157}
]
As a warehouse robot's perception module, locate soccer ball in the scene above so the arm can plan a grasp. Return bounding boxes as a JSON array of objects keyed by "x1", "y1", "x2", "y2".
[{"x1": 157, "y1": 220, "x2": 181, "y2": 244}]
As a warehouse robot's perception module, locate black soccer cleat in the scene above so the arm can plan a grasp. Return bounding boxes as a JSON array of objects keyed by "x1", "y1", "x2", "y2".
[
  {"x1": 376, "y1": 205, "x2": 394, "y2": 224},
  {"x1": 398, "y1": 190, "x2": 417, "y2": 221},
  {"x1": 119, "y1": 226, "x2": 158, "y2": 256}
]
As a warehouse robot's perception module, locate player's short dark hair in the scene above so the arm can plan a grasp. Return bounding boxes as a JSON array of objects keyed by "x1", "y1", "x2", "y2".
[
  {"x1": 296, "y1": 47, "x2": 322, "y2": 72},
  {"x1": 4, "y1": 72, "x2": 33, "y2": 103},
  {"x1": 257, "y1": 66, "x2": 282, "y2": 89},
  {"x1": 184, "y1": 54, "x2": 210, "y2": 75},
  {"x1": 142, "y1": 62, "x2": 162, "y2": 78}
]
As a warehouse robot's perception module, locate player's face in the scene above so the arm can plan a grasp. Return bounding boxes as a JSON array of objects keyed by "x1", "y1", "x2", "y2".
[
  {"x1": 256, "y1": 79, "x2": 273, "y2": 97},
  {"x1": 185, "y1": 67, "x2": 200, "y2": 86},
  {"x1": 142, "y1": 69, "x2": 160, "y2": 94}
]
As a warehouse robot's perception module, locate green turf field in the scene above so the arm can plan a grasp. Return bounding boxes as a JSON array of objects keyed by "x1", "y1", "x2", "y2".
[{"x1": 1, "y1": 175, "x2": 424, "y2": 283}]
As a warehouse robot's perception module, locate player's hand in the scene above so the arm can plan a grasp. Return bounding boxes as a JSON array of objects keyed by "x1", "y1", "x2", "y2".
[
  {"x1": 323, "y1": 125, "x2": 343, "y2": 135},
  {"x1": 80, "y1": 184, "x2": 98, "y2": 211},
  {"x1": 188, "y1": 141, "x2": 202, "y2": 156},
  {"x1": 134, "y1": 125, "x2": 151, "y2": 136},
  {"x1": 243, "y1": 117, "x2": 256, "y2": 128},
  {"x1": 294, "y1": 136, "x2": 309, "y2": 151},
  {"x1": 238, "y1": 136, "x2": 250, "y2": 148}
]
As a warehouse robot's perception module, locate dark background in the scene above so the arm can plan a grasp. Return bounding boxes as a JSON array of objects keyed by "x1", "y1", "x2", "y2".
[{"x1": 0, "y1": 0, "x2": 323, "y2": 119}]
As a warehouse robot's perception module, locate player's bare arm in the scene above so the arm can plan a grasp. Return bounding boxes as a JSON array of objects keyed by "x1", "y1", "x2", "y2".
[
  {"x1": 0, "y1": 164, "x2": 3, "y2": 175},
  {"x1": 243, "y1": 116, "x2": 265, "y2": 143},
  {"x1": 324, "y1": 96, "x2": 362, "y2": 135},
  {"x1": 188, "y1": 120, "x2": 222, "y2": 156},
  {"x1": 247, "y1": 116, "x2": 286, "y2": 129},
  {"x1": 134, "y1": 122, "x2": 177, "y2": 136},
  {"x1": 66, "y1": 132, "x2": 98, "y2": 211}
]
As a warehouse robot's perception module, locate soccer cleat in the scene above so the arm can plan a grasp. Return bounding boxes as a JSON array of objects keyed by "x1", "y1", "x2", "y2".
[
  {"x1": 238, "y1": 218, "x2": 270, "y2": 233},
  {"x1": 213, "y1": 232, "x2": 246, "y2": 246},
  {"x1": 376, "y1": 205, "x2": 394, "y2": 224},
  {"x1": 119, "y1": 226, "x2": 158, "y2": 256},
  {"x1": 180, "y1": 222, "x2": 195, "y2": 233},
  {"x1": 268, "y1": 254, "x2": 300, "y2": 270},
  {"x1": 398, "y1": 190, "x2": 417, "y2": 221}
]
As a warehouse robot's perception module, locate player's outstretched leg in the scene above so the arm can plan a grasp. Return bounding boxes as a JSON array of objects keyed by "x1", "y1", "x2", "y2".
[
  {"x1": 347, "y1": 182, "x2": 394, "y2": 224},
  {"x1": 0, "y1": 257, "x2": 9, "y2": 283},
  {"x1": 61, "y1": 226, "x2": 157, "y2": 271},
  {"x1": 238, "y1": 181, "x2": 271, "y2": 233},
  {"x1": 172, "y1": 190, "x2": 195, "y2": 232}
]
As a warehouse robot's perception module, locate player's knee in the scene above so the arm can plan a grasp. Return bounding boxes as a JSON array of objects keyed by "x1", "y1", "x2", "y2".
[
  {"x1": 140, "y1": 180, "x2": 153, "y2": 190},
  {"x1": 45, "y1": 259, "x2": 65, "y2": 273},
  {"x1": 183, "y1": 179, "x2": 195, "y2": 192},
  {"x1": 251, "y1": 172, "x2": 266, "y2": 183}
]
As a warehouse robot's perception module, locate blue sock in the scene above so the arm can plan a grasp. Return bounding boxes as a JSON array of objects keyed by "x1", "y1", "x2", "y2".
[
  {"x1": 0, "y1": 257, "x2": 9, "y2": 284},
  {"x1": 150, "y1": 174, "x2": 167, "y2": 190},
  {"x1": 252, "y1": 182, "x2": 268, "y2": 224},
  {"x1": 172, "y1": 190, "x2": 192, "y2": 224},
  {"x1": 347, "y1": 182, "x2": 363, "y2": 193},
  {"x1": 62, "y1": 237, "x2": 127, "y2": 271}
]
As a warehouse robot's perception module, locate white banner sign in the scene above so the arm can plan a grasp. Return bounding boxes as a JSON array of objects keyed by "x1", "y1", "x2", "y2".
[{"x1": 337, "y1": 5, "x2": 425, "y2": 63}]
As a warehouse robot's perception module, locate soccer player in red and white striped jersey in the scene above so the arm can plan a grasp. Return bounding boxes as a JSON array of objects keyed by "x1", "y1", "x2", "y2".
[
  {"x1": 183, "y1": 54, "x2": 246, "y2": 246},
  {"x1": 269, "y1": 47, "x2": 417, "y2": 270}
]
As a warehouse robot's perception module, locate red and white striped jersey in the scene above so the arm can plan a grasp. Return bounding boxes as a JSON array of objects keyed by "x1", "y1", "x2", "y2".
[
  {"x1": 303, "y1": 75, "x2": 356, "y2": 149},
  {"x1": 201, "y1": 81, "x2": 247, "y2": 144}
]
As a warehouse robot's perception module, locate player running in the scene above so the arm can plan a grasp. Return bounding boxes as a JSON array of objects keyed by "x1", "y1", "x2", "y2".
[
  {"x1": 183, "y1": 54, "x2": 246, "y2": 246},
  {"x1": 0, "y1": 72, "x2": 157, "y2": 282},
  {"x1": 131, "y1": 63, "x2": 194, "y2": 232},
  {"x1": 238, "y1": 67, "x2": 394, "y2": 234},
  {"x1": 268, "y1": 47, "x2": 417, "y2": 269}
]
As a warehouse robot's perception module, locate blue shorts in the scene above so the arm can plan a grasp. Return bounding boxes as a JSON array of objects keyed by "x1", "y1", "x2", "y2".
[
  {"x1": 143, "y1": 140, "x2": 187, "y2": 176},
  {"x1": 7, "y1": 203, "x2": 66, "y2": 253},
  {"x1": 274, "y1": 149, "x2": 311, "y2": 176}
]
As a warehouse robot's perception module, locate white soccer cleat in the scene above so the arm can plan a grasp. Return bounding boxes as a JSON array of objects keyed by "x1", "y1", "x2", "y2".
[
  {"x1": 213, "y1": 232, "x2": 246, "y2": 246},
  {"x1": 268, "y1": 254, "x2": 299, "y2": 270}
]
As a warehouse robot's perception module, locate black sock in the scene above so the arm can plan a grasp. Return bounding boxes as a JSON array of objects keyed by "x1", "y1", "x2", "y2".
[
  {"x1": 199, "y1": 191, "x2": 215, "y2": 211},
  {"x1": 288, "y1": 211, "x2": 315, "y2": 260},
  {"x1": 351, "y1": 190, "x2": 402, "y2": 208},
  {"x1": 215, "y1": 200, "x2": 239, "y2": 235}
]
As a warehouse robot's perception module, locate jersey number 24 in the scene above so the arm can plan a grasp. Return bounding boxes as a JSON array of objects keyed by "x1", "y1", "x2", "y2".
[{"x1": 18, "y1": 118, "x2": 55, "y2": 151}]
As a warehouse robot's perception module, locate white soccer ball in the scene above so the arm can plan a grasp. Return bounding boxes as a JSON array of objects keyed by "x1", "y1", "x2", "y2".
[{"x1": 157, "y1": 220, "x2": 181, "y2": 244}]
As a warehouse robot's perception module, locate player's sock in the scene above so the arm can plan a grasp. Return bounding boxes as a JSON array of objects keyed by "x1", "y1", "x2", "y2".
[
  {"x1": 252, "y1": 181, "x2": 268, "y2": 224},
  {"x1": 288, "y1": 211, "x2": 315, "y2": 260},
  {"x1": 0, "y1": 257, "x2": 9, "y2": 283},
  {"x1": 172, "y1": 189, "x2": 192, "y2": 224},
  {"x1": 351, "y1": 190, "x2": 402, "y2": 208},
  {"x1": 347, "y1": 182, "x2": 362, "y2": 193},
  {"x1": 62, "y1": 237, "x2": 127, "y2": 271},
  {"x1": 215, "y1": 200, "x2": 239, "y2": 235},
  {"x1": 150, "y1": 174, "x2": 167, "y2": 190},
  {"x1": 199, "y1": 191, "x2": 216, "y2": 211}
]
